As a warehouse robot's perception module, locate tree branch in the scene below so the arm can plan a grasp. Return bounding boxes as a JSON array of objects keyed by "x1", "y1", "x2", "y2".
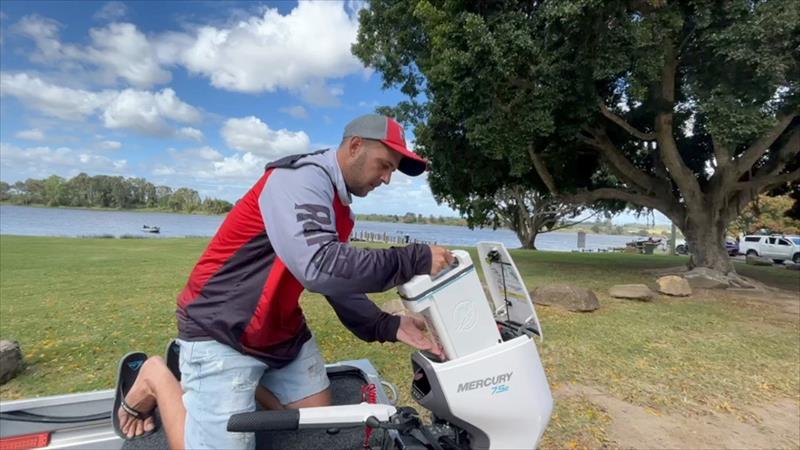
[
  {"x1": 654, "y1": 44, "x2": 703, "y2": 209},
  {"x1": 594, "y1": 129, "x2": 660, "y2": 193},
  {"x1": 649, "y1": 141, "x2": 669, "y2": 180},
  {"x1": 750, "y1": 123, "x2": 800, "y2": 179},
  {"x1": 711, "y1": 135, "x2": 732, "y2": 170},
  {"x1": 734, "y1": 113, "x2": 797, "y2": 176},
  {"x1": 545, "y1": 210, "x2": 598, "y2": 233},
  {"x1": 567, "y1": 187, "x2": 670, "y2": 212},
  {"x1": 528, "y1": 145, "x2": 559, "y2": 194},
  {"x1": 734, "y1": 168, "x2": 800, "y2": 192},
  {"x1": 580, "y1": 127, "x2": 663, "y2": 194},
  {"x1": 600, "y1": 104, "x2": 656, "y2": 141}
]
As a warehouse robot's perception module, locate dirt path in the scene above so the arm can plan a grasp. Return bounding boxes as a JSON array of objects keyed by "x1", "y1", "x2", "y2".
[{"x1": 556, "y1": 384, "x2": 800, "y2": 449}]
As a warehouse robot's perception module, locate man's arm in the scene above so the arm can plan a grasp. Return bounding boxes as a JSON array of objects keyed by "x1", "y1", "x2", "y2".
[
  {"x1": 261, "y1": 165, "x2": 432, "y2": 296},
  {"x1": 325, "y1": 293, "x2": 401, "y2": 342},
  {"x1": 326, "y1": 293, "x2": 444, "y2": 359}
]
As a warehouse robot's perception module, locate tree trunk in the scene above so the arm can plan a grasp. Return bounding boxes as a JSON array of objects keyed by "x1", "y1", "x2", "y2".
[
  {"x1": 683, "y1": 215, "x2": 734, "y2": 273},
  {"x1": 514, "y1": 227, "x2": 539, "y2": 250}
]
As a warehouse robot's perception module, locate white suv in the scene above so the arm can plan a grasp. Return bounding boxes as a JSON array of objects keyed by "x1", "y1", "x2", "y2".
[{"x1": 739, "y1": 235, "x2": 800, "y2": 264}]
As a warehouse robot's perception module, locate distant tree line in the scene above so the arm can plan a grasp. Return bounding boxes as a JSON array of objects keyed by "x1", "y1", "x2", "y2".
[
  {"x1": 356, "y1": 212, "x2": 467, "y2": 226},
  {"x1": 0, "y1": 174, "x2": 233, "y2": 215}
]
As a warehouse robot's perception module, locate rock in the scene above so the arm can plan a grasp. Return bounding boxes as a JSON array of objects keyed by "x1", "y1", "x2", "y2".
[
  {"x1": 608, "y1": 284, "x2": 654, "y2": 301},
  {"x1": 531, "y1": 285, "x2": 600, "y2": 312},
  {"x1": 683, "y1": 267, "x2": 731, "y2": 289},
  {"x1": 786, "y1": 264, "x2": 800, "y2": 271},
  {"x1": 656, "y1": 275, "x2": 692, "y2": 297},
  {"x1": 0, "y1": 340, "x2": 23, "y2": 385},
  {"x1": 746, "y1": 254, "x2": 773, "y2": 266}
]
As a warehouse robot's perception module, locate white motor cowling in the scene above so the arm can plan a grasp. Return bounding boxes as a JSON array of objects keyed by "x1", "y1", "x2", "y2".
[{"x1": 397, "y1": 242, "x2": 553, "y2": 449}]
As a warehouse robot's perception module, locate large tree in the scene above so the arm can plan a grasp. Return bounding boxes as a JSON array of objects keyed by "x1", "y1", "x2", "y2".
[
  {"x1": 470, "y1": 187, "x2": 589, "y2": 249},
  {"x1": 354, "y1": 0, "x2": 799, "y2": 274}
]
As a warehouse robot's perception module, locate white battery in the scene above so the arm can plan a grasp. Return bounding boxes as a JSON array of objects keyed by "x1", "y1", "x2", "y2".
[{"x1": 398, "y1": 250, "x2": 501, "y2": 360}]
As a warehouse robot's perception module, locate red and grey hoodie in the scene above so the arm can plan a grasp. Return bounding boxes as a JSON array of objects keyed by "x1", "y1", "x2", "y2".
[{"x1": 176, "y1": 149, "x2": 432, "y2": 368}]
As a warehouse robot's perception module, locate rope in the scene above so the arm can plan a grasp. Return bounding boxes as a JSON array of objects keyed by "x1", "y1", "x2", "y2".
[{"x1": 361, "y1": 383, "x2": 378, "y2": 449}]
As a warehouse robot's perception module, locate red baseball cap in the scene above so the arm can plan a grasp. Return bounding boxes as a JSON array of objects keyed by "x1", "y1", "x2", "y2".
[{"x1": 343, "y1": 114, "x2": 428, "y2": 176}]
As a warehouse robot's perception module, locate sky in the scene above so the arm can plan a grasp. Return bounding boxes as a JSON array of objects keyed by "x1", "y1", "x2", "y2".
[{"x1": 0, "y1": 1, "x2": 669, "y2": 224}]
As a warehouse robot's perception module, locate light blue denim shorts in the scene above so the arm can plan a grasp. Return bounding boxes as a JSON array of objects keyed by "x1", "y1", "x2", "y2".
[{"x1": 177, "y1": 336, "x2": 329, "y2": 450}]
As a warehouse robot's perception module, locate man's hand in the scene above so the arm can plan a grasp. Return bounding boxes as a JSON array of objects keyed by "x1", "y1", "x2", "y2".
[
  {"x1": 428, "y1": 245, "x2": 455, "y2": 276},
  {"x1": 396, "y1": 315, "x2": 444, "y2": 360}
]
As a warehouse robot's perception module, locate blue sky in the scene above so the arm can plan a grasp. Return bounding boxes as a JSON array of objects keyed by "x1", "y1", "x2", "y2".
[{"x1": 0, "y1": 1, "x2": 668, "y2": 224}]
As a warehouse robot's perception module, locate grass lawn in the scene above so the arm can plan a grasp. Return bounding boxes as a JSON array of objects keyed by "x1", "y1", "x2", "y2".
[{"x1": 1, "y1": 235, "x2": 798, "y2": 448}]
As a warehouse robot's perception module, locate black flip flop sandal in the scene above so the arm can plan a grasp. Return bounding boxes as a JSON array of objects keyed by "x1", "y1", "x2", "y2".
[
  {"x1": 164, "y1": 339, "x2": 181, "y2": 381},
  {"x1": 112, "y1": 352, "x2": 157, "y2": 440}
]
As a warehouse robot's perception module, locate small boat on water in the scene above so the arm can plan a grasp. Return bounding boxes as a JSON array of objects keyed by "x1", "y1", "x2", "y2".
[{"x1": 142, "y1": 225, "x2": 160, "y2": 234}]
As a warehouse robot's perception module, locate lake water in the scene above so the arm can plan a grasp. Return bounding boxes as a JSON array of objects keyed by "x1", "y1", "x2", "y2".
[{"x1": 0, "y1": 205, "x2": 634, "y2": 251}]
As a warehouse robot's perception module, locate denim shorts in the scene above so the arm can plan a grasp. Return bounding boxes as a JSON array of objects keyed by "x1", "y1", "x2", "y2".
[{"x1": 177, "y1": 337, "x2": 329, "y2": 449}]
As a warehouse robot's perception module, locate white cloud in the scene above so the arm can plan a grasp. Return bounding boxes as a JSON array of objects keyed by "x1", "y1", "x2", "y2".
[
  {"x1": 13, "y1": 3, "x2": 367, "y2": 103},
  {"x1": 101, "y1": 88, "x2": 201, "y2": 136},
  {"x1": 15, "y1": 129, "x2": 45, "y2": 141},
  {"x1": 0, "y1": 142, "x2": 128, "y2": 180},
  {"x1": 222, "y1": 116, "x2": 309, "y2": 157},
  {"x1": 98, "y1": 140, "x2": 121, "y2": 150},
  {"x1": 153, "y1": 146, "x2": 266, "y2": 181},
  {"x1": 13, "y1": 16, "x2": 168, "y2": 88},
  {"x1": 152, "y1": 165, "x2": 176, "y2": 176},
  {"x1": 211, "y1": 152, "x2": 266, "y2": 178},
  {"x1": 280, "y1": 105, "x2": 308, "y2": 119},
  {"x1": 177, "y1": 127, "x2": 204, "y2": 142},
  {"x1": 299, "y1": 80, "x2": 344, "y2": 107},
  {"x1": 11, "y1": 15, "x2": 76, "y2": 62},
  {"x1": 161, "y1": 1, "x2": 362, "y2": 96},
  {"x1": 1, "y1": 73, "x2": 202, "y2": 137},
  {"x1": 94, "y1": 2, "x2": 128, "y2": 21},
  {"x1": 0, "y1": 72, "x2": 114, "y2": 120},
  {"x1": 169, "y1": 146, "x2": 223, "y2": 162},
  {"x1": 350, "y1": 171, "x2": 459, "y2": 216},
  {"x1": 86, "y1": 23, "x2": 171, "y2": 87}
]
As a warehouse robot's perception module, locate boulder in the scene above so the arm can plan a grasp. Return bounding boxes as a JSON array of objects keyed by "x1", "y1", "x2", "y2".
[
  {"x1": 746, "y1": 254, "x2": 773, "y2": 266},
  {"x1": 683, "y1": 267, "x2": 730, "y2": 289},
  {"x1": 786, "y1": 263, "x2": 800, "y2": 271},
  {"x1": 0, "y1": 340, "x2": 23, "y2": 385},
  {"x1": 530, "y1": 285, "x2": 600, "y2": 312},
  {"x1": 608, "y1": 284, "x2": 654, "y2": 301},
  {"x1": 656, "y1": 275, "x2": 692, "y2": 297}
]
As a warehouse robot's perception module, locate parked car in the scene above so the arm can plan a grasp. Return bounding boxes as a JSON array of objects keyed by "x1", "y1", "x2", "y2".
[
  {"x1": 739, "y1": 235, "x2": 800, "y2": 264},
  {"x1": 725, "y1": 240, "x2": 739, "y2": 256},
  {"x1": 673, "y1": 240, "x2": 738, "y2": 257}
]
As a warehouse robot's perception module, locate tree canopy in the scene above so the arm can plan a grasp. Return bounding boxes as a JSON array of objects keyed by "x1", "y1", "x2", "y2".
[{"x1": 354, "y1": 0, "x2": 799, "y2": 273}]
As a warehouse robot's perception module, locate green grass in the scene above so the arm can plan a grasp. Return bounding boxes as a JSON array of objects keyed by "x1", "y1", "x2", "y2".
[{"x1": 1, "y1": 236, "x2": 798, "y2": 448}]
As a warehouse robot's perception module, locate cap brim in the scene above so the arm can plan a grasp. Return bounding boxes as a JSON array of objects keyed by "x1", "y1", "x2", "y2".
[{"x1": 381, "y1": 139, "x2": 428, "y2": 176}]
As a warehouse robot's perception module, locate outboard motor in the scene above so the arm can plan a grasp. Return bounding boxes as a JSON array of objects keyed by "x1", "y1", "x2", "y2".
[
  {"x1": 398, "y1": 243, "x2": 553, "y2": 449},
  {"x1": 225, "y1": 242, "x2": 552, "y2": 450}
]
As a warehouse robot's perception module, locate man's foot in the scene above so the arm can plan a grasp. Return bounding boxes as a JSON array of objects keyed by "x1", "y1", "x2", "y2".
[{"x1": 117, "y1": 357, "x2": 162, "y2": 438}]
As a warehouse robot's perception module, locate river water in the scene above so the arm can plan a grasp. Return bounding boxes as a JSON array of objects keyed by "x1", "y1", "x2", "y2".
[{"x1": 0, "y1": 205, "x2": 634, "y2": 251}]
